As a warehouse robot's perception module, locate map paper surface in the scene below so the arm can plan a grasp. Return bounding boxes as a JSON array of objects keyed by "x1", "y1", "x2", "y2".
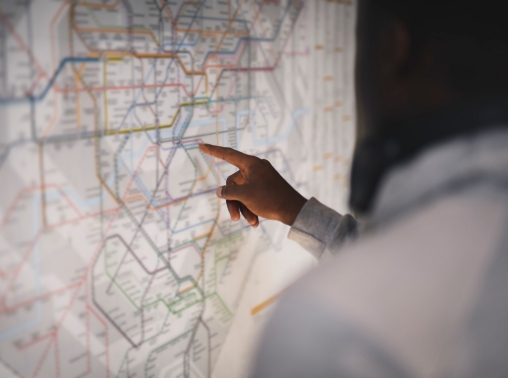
[{"x1": 0, "y1": 0, "x2": 356, "y2": 377}]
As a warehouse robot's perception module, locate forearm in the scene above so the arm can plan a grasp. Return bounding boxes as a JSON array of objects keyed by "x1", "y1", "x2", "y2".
[{"x1": 288, "y1": 198, "x2": 358, "y2": 259}]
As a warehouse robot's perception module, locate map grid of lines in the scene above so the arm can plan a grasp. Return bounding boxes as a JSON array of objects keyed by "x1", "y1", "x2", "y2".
[{"x1": 0, "y1": 0, "x2": 356, "y2": 377}]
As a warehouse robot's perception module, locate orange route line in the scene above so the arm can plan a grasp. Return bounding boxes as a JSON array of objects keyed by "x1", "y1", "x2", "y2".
[
  {"x1": 67, "y1": 6, "x2": 120, "y2": 205},
  {"x1": 13, "y1": 183, "x2": 128, "y2": 371},
  {"x1": 251, "y1": 1, "x2": 278, "y2": 62},
  {"x1": 50, "y1": 2, "x2": 70, "y2": 71},
  {"x1": 3, "y1": 101, "x2": 153, "y2": 369},
  {"x1": 209, "y1": 0, "x2": 246, "y2": 61},
  {"x1": 76, "y1": 0, "x2": 120, "y2": 9},
  {"x1": 67, "y1": 131, "x2": 183, "y2": 334},
  {"x1": 74, "y1": 63, "x2": 88, "y2": 129},
  {"x1": 41, "y1": 0, "x2": 68, "y2": 142},
  {"x1": 251, "y1": 291, "x2": 284, "y2": 316}
]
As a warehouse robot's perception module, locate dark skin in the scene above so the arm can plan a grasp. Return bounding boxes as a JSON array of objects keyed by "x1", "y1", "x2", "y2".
[{"x1": 199, "y1": 0, "x2": 458, "y2": 226}]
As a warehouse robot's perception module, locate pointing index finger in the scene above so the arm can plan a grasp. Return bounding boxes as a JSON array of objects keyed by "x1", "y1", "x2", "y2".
[{"x1": 199, "y1": 143, "x2": 254, "y2": 170}]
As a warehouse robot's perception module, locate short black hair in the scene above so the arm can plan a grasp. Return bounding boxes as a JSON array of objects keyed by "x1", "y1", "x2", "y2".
[
  {"x1": 369, "y1": 0, "x2": 508, "y2": 94},
  {"x1": 371, "y1": 0, "x2": 508, "y2": 40}
]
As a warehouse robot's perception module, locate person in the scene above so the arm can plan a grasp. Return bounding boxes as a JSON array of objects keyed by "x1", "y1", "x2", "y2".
[{"x1": 200, "y1": 0, "x2": 508, "y2": 376}]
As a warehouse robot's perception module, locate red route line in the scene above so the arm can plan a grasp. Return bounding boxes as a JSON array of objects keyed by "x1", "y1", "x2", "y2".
[
  {"x1": 55, "y1": 82, "x2": 193, "y2": 99},
  {"x1": 85, "y1": 279, "x2": 91, "y2": 374},
  {"x1": 0, "y1": 205, "x2": 118, "y2": 279},
  {"x1": 8, "y1": 132, "x2": 171, "y2": 374},
  {"x1": 47, "y1": 1, "x2": 298, "y2": 109},
  {"x1": 18, "y1": 331, "x2": 54, "y2": 351},
  {"x1": 26, "y1": 72, "x2": 46, "y2": 96},
  {"x1": 31, "y1": 285, "x2": 83, "y2": 378},
  {"x1": 0, "y1": 235, "x2": 41, "y2": 311},
  {"x1": 0, "y1": 9, "x2": 47, "y2": 78},
  {"x1": 1, "y1": 1, "x2": 306, "y2": 375},
  {"x1": 30, "y1": 334, "x2": 54, "y2": 378},
  {"x1": 4, "y1": 282, "x2": 81, "y2": 315},
  {"x1": 54, "y1": 333, "x2": 61, "y2": 378},
  {"x1": 0, "y1": 184, "x2": 83, "y2": 234}
]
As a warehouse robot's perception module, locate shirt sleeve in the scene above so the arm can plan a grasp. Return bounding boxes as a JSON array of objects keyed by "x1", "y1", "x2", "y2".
[{"x1": 287, "y1": 197, "x2": 358, "y2": 259}]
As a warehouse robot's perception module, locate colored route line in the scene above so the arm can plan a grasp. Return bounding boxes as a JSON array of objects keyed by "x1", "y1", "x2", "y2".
[
  {"x1": 0, "y1": 0, "x2": 299, "y2": 108},
  {"x1": 0, "y1": 0, "x2": 348, "y2": 375},
  {"x1": 0, "y1": 57, "x2": 100, "y2": 105},
  {"x1": 251, "y1": 291, "x2": 284, "y2": 316}
]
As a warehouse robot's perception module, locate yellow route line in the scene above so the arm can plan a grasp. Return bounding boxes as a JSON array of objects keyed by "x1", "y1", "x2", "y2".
[{"x1": 103, "y1": 55, "x2": 209, "y2": 135}]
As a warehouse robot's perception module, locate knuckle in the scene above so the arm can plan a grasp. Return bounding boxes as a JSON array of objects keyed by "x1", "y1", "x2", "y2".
[{"x1": 249, "y1": 158, "x2": 270, "y2": 170}]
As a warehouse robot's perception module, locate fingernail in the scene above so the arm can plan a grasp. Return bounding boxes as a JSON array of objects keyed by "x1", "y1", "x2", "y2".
[{"x1": 216, "y1": 186, "x2": 224, "y2": 199}]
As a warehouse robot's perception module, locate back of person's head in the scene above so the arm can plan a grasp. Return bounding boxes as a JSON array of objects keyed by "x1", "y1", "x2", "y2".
[
  {"x1": 368, "y1": 0, "x2": 508, "y2": 95},
  {"x1": 351, "y1": 0, "x2": 508, "y2": 214}
]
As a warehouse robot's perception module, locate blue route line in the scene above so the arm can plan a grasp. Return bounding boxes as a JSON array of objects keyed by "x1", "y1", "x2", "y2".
[
  {"x1": 0, "y1": 0, "x2": 297, "y2": 113},
  {"x1": 0, "y1": 57, "x2": 100, "y2": 106},
  {"x1": 201, "y1": 1, "x2": 295, "y2": 63}
]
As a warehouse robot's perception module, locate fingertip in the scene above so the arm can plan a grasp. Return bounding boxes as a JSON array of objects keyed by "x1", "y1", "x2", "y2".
[{"x1": 216, "y1": 186, "x2": 224, "y2": 199}]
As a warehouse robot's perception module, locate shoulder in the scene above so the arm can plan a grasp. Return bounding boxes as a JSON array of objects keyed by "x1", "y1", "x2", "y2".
[{"x1": 291, "y1": 193, "x2": 508, "y2": 376}]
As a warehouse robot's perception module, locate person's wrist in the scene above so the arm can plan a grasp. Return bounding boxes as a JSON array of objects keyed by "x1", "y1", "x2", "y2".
[{"x1": 280, "y1": 194, "x2": 307, "y2": 226}]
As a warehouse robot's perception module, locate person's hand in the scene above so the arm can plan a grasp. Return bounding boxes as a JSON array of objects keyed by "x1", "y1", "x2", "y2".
[{"x1": 199, "y1": 144, "x2": 307, "y2": 227}]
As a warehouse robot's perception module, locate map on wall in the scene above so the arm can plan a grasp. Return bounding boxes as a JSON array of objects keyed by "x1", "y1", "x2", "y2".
[{"x1": 0, "y1": 0, "x2": 356, "y2": 377}]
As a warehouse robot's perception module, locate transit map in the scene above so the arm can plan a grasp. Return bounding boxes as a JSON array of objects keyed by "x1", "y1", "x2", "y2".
[{"x1": 0, "y1": 0, "x2": 356, "y2": 377}]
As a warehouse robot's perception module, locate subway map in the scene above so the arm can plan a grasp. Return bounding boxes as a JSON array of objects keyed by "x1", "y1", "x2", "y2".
[{"x1": 0, "y1": 0, "x2": 356, "y2": 377}]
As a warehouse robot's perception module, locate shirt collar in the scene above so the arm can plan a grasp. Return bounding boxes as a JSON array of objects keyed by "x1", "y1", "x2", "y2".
[
  {"x1": 350, "y1": 93, "x2": 508, "y2": 214},
  {"x1": 369, "y1": 127, "x2": 508, "y2": 225}
]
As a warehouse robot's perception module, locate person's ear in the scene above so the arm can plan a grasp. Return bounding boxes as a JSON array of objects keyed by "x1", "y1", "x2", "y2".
[{"x1": 379, "y1": 19, "x2": 411, "y2": 77}]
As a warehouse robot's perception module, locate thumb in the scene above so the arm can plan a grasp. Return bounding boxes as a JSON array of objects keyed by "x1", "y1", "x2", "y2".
[{"x1": 216, "y1": 184, "x2": 248, "y2": 201}]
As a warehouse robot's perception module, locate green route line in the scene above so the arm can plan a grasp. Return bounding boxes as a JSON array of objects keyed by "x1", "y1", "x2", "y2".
[
  {"x1": 107, "y1": 233, "x2": 236, "y2": 376},
  {"x1": 114, "y1": 308, "x2": 173, "y2": 378},
  {"x1": 205, "y1": 292, "x2": 233, "y2": 317},
  {"x1": 103, "y1": 54, "x2": 209, "y2": 135},
  {"x1": 9, "y1": 95, "x2": 264, "y2": 151},
  {"x1": 143, "y1": 327, "x2": 195, "y2": 378},
  {"x1": 103, "y1": 242, "x2": 201, "y2": 311}
]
